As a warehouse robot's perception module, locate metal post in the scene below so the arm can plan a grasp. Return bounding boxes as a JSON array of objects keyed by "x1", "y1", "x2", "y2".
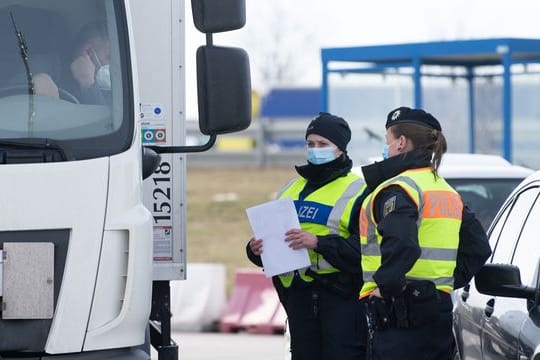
[
  {"x1": 467, "y1": 67, "x2": 476, "y2": 153},
  {"x1": 413, "y1": 57, "x2": 422, "y2": 108},
  {"x1": 502, "y1": 51, "x2": 513, "y2": 162},
  {"x1": 321, "y1": 56, "x2": 329, "y2": 112},
  {"x1": 256, "y1": 119, "x2": 266, "y2": 168},
  {"x1": 150, "y1": 281, "x2": 178, "y2": 360}
]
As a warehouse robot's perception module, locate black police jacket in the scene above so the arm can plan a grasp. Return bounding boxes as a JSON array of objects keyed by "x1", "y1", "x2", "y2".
[{"x1": 360, "y1": 150, "x2": 491, "y2": 298}]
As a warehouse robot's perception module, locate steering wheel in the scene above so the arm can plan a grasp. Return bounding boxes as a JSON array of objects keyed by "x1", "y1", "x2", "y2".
[{"x1": 0, "y1": 84, "x2": 80, "y2": 104}]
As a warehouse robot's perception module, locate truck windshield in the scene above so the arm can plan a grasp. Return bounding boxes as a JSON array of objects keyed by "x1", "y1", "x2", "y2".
[{"x1": 0, "y1": 0, "x2": 131, "y2": 161}]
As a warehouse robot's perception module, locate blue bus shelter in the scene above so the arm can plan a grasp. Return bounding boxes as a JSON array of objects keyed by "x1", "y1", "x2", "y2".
[{"x1": 321, "y1": 38, "x2": 540, "y2": 162}]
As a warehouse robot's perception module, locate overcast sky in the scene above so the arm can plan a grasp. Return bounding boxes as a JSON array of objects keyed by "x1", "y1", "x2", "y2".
[{"x1": 184, "y1": 0, "x2": 540, "y2": 117}]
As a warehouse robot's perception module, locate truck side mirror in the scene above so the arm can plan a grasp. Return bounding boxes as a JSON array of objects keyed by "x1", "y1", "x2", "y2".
[
  {"x1": 147, "y1": 0, "x2": 251, "y2": 155},
  {"x1": 191, "y1": 0, "x2": 245, "y2": 33},
  {"x1": 192, "y1": 0, "x2": 251, "y2": 136},
  {"x1": 196, "y1": 45, "x2": 251, "y2": 135},
  {"x1": 142, "y1": 147, "x2": 161, "y2": 180}
]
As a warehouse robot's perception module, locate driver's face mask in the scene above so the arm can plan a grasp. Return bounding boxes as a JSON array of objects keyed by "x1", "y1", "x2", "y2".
[
  {"x1": 89, "y1": 48, "x2": 111, "y2": 90},
  {"x1": 95, "y1": 64, "x2": 111, "y2": 90}
]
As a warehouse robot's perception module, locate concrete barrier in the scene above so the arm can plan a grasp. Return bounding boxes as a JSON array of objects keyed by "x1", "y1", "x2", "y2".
[
  {"x1": 220, "y1": 268, "x2": 286, "y2": 334},
  {"x1": 170, "y1": 263, "x2": 226, "y2": 332}
]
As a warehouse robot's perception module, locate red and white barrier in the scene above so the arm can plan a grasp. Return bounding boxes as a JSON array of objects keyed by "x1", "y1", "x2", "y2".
[{"x1": 220, "y1": 269, "x2": 286, "y2": 334}]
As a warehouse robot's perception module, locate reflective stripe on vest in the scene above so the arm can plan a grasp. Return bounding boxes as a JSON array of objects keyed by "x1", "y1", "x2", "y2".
[
  {"x1": 277, "y1": 173, "x2": 365, "y2": 287},
  {"x1": 360, "y1": 167, "x2": 462, "y2": 297}
]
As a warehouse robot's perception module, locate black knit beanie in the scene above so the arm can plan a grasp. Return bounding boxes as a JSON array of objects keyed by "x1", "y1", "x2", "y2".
[{"x1": 305, "y1": 112, "x2": 351, "y2": 151}]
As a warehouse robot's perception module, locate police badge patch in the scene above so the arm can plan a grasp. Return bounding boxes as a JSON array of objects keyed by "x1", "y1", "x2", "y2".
[{"x1": 383, "y1": 196, "x2": 396, "y2": 216}]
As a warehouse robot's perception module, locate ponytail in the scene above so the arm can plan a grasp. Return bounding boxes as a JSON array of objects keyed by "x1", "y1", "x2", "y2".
[
  {"x1": 431, "y1": 129, "x2": 447, "y2": 177},
  {"x1": 391, "y1": 123, "x2": 447, "y2": 178}
]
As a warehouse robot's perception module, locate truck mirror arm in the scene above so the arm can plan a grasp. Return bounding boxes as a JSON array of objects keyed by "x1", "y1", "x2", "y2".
[{"x1": 146, "y1": 134, "x2": 216, "y2": 154}]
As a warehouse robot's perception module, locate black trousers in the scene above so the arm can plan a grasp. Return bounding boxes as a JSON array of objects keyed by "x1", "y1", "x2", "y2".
[
  {"x1": 276, "y1": 278, "x2": 367, "y2": 360},
  {"x1": 367, "y1": 292, "x2": 454, "y2": 360}
]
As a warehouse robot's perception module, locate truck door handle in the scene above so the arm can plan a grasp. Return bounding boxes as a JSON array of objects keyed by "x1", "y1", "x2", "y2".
[
  {"x1": 461, "y1": 284, "x2": 470, "y2": 302},
  {"x1": 484, "y1": 298, "x2": 495, "y2": 317}
]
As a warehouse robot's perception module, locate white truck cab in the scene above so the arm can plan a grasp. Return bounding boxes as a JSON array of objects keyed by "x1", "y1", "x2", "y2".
[{"x1": 0, "y1": 0, "x2": 251, "y2": 359}]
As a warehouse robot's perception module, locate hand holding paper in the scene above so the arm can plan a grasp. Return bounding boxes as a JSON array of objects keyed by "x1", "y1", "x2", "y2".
[
  {"x1": 284, "y1": 228, "x2": 319, "y2": 250},
  {"x1": 246, "y1": 198, "x2": 311, "y2": 277}
]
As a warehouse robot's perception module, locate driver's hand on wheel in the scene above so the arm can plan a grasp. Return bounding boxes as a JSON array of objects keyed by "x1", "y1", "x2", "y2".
[{"x1": 34, "y1": 73, "x2": 59, "y2": 98}]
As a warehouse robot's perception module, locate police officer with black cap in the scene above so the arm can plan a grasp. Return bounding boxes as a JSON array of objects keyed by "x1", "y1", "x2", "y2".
[
  {"x1": 246, "y1": 112, "x2": 368, "y2": 360},
  {"x1": 358, "y1": 107, "x2": 491, "y2": 360}
]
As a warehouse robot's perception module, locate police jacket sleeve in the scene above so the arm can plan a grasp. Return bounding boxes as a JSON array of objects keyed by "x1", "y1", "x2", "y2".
[
  {"x1": 315, "y1": 195, "x2": 363, "y2": 275},
  {"x1": 245, "y1": 241, "x2": 263, "y2": 267},
  {"x1": 372, "y1": 186, "x2": 422, "y2": 298},
  {"x1": 315, "y1": 188, "x2": 369, "y2": 275},
  {"x1": 453, "y1": 205, "x2": 492, "y2": 289}
]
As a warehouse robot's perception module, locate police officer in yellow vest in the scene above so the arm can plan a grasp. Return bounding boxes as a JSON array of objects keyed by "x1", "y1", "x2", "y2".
[
  {"x1": 247, "y1": 112, "x2": 368, "y2": 360},
  {"x1": 358, "y1": 107, "x2": 490, "y2": 360}
]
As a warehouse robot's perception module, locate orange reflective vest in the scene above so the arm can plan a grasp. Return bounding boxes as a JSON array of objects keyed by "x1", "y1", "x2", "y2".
[{"x1": 359, "y1": 167, "x2": 462, "y2": 298}]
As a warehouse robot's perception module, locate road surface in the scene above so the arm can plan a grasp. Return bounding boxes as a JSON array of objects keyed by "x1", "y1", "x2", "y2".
[{"x1": 151, "y1": 331, "x2": 286, "y2": 360}]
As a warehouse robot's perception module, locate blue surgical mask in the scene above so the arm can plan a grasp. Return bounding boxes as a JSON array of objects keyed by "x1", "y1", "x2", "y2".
[
  {"x1": 382, "y1": 144, "x2": 390, "y2": 160},
  {"x1": 89, "y1": 48, "x2": 111, "y2": 90},
  {"x1": 307, "y1": 146, "x2": 336, "y2": 165}
]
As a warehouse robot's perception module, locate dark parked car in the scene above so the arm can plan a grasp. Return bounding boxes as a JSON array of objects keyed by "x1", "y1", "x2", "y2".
[{"x1": 453, "y1": 169, "x2": 540, "y2": 360}]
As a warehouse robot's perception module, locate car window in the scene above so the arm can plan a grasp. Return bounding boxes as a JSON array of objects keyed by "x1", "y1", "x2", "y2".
[
  {"x1": 510, "y1": 186, "x2": 540, "y2": 287},
  {"x1": 490, "y1": 186, "x2": 539, "y2": 264},
  {"x1": 447, "y1": 178, "x2": 525, "y2": 230},
  {"x1": 488, "y1": 202, "x2": 512, "y2": 251}
]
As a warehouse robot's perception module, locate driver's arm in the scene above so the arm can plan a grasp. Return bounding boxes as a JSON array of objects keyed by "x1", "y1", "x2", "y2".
[{"x1": 33, "y1": 73, "x2": 59, "y2": 98}]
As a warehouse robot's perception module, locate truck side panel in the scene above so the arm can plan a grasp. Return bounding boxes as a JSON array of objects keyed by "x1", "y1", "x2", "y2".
[{"x1": 132, "y1": 0, "x2": 188, "y2": 281}]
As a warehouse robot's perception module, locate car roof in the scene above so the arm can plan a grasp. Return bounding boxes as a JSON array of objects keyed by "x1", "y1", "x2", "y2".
[
  {"x1": 525, "y1": 169, "x2": 540, "y2": 182},
  {"x1": 438, "y1": 153, "x2": 534, "y2": 179},
  {"x1": 492, "y1": 168, "x2": 540, "y2": 222},
  {"x1": 353, "y1": 153, "x2": 535, "y2": 179},
  {"x1": 507, "y1": 168, "x2": 540, "y2": 195}
]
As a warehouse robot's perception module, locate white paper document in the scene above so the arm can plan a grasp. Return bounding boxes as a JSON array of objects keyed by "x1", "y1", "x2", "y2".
[{"x1": 246, "y1": 198, "x2": 311, "y2": 278}]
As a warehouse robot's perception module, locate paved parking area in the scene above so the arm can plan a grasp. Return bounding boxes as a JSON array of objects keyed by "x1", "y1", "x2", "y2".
[{"x1": 151, "y1": 332, "x2": 285, "y2": 360}]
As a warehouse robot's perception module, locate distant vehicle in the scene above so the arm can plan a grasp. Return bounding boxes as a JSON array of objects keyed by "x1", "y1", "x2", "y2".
[
  {"x1": 453, "y1": 169, "x2": 540, "y2": 360},
  {"x1": 352, "y1": 153, "x2": 534, "y2": 230}
]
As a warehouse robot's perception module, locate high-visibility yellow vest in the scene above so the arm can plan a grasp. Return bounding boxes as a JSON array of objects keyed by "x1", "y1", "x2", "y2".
[
  {"x1": 359, "y1": 167, "x2": 462, "y2": 298},
  {"x1": 276, "y1": 173, "x2": 365, "y2": 288}
]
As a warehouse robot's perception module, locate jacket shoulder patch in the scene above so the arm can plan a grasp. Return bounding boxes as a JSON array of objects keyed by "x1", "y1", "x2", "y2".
[{"x1": 383, "y1": 196, "x2": 396, "y2": 216}]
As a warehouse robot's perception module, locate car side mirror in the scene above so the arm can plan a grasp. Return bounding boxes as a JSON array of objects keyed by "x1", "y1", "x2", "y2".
[{"x1": 475, "y1": 263, "x2": 535, "y2": 299}]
